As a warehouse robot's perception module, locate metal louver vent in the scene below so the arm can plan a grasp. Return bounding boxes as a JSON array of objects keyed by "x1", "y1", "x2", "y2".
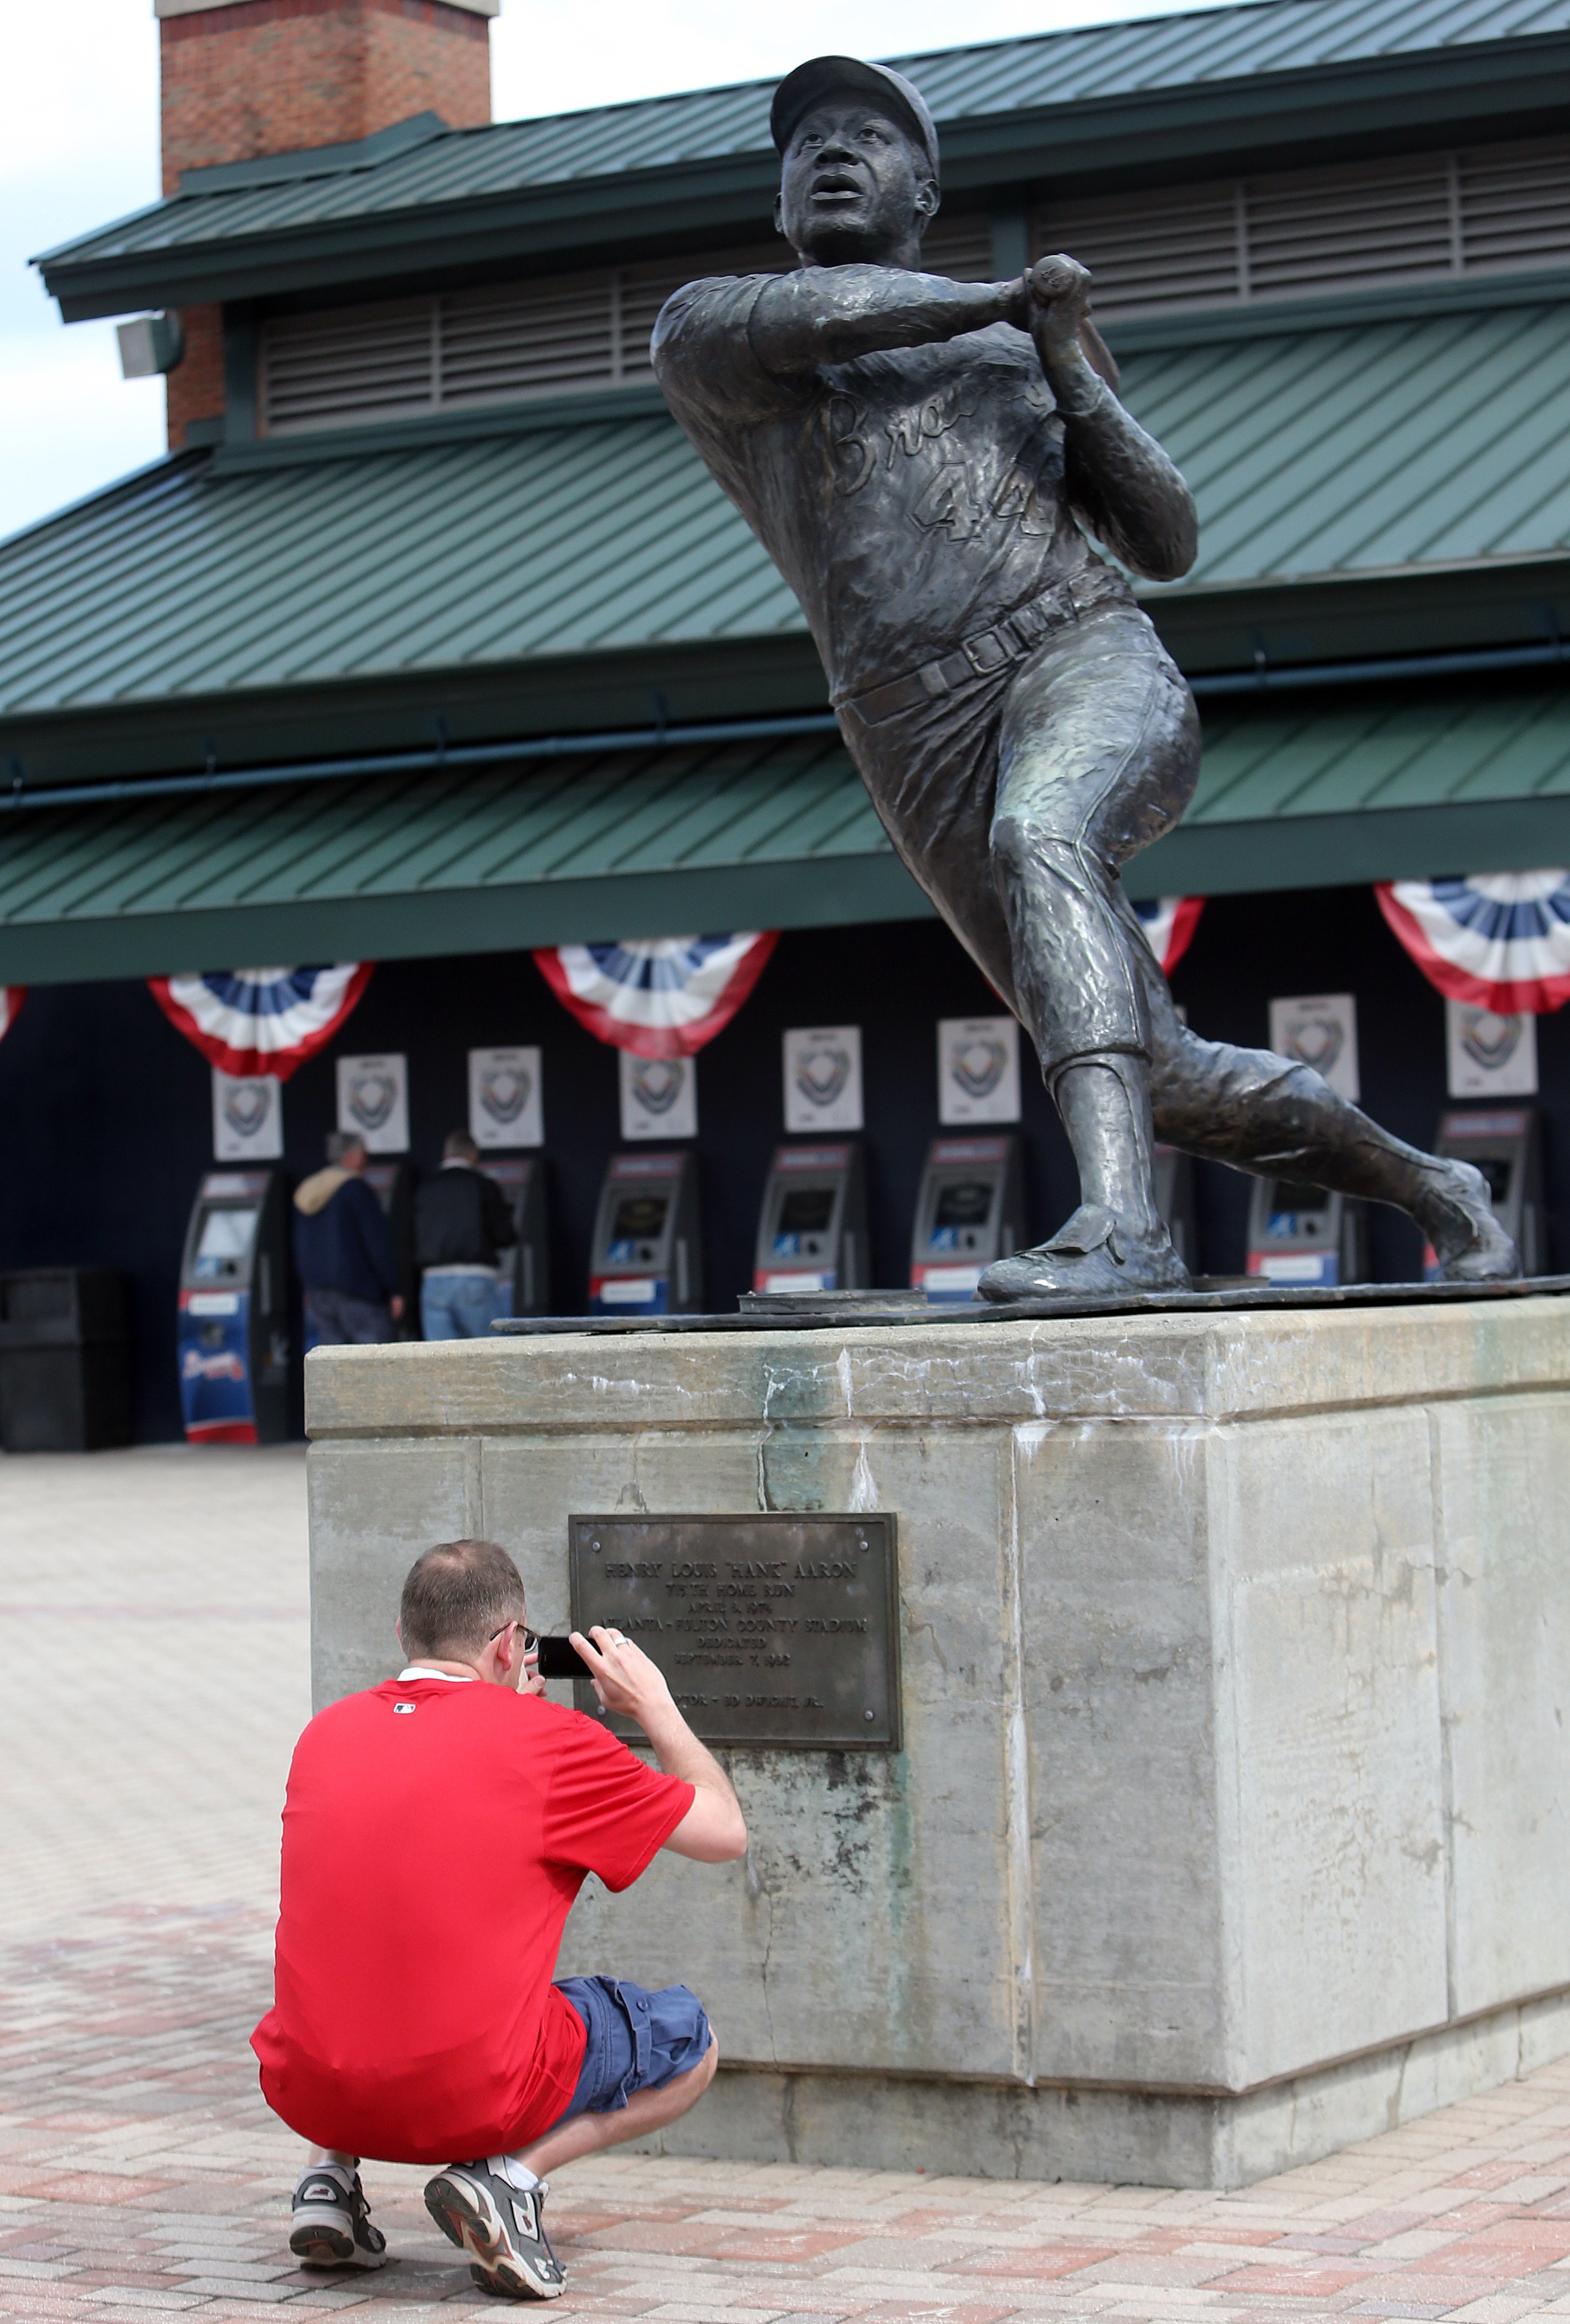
[
  {"x1": 1036, "y1": 139, "x2": 1570, "y2": 321},
  {"x1": 259, "y1": 214, "x2": 994, "y2": 435}
]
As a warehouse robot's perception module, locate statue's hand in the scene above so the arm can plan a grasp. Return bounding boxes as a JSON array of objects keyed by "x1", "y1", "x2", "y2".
[{"x1": 1027, "y1": 253, "x2": 1093, "y2": 366}]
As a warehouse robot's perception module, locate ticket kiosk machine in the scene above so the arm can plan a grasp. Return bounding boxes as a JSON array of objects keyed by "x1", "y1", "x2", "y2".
[
  {"x1": 363, "y1": 1161, "x2": 414, "y2": 1336},
  {"x1": 1425, "y1": 1108, "x2": 1544, "y2": 1277},
  {"x1": 176, "y1": 1170, "x2": 288, "y2": 1443},
  {"x1": 479, "y1": 1156, "x2": 551, "y2": 1316},
  {"x1": 910, "y1": 1135, "x2": 1025, "y2": 1302},
  {"x1": 1245, "y1": 1176, "x2": 1366, "y2": 1286},
  {"x1": 588, "y1": 1150, "x2": 702, "y2": 1314},
  {"x1": 753, "y1": 1144, "x2": 867, "y2": 1294},
  {"x1": 1153, "y1": 1143, "x2": 1197, "y2": 1271}
]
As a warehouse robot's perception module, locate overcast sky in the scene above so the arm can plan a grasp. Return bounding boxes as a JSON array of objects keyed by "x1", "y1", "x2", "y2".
[{"x1": 0, "y1": 0, "x2": 1231, "y2": 544}]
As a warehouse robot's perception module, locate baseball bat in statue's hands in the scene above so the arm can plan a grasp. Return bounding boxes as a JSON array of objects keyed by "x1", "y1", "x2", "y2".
[{"x1": 1023, "y1": 253, "x2": 1121, "y2": 393}]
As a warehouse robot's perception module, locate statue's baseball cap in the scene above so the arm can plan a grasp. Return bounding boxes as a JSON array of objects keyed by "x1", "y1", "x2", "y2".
[{"x1": 770, "y1": 56, "x2": 940, "y2": 181}]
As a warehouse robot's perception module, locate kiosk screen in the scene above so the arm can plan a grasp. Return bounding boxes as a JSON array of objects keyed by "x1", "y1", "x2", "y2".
[
  {"x1": 478, "y1": 1156, "x2": 550, "y2": 1318},
  {"x1": 590, "y1": 1149, "x2": 701, "y2": 1313},
  {"x1": 1247, "y1": 1172, "x2": 1364, "y2": 1284},
  {"x1": 609, "y1": 1194, "x2": 669, "y2": 1256},
  {"x1": 1264, "y1": 1181, "x2": 1329, "y2": 1231},
  {"x1": 910, "y1": 1135, "x2": 1024, "y2": 1299},
  {"x1": 176, "y1": 1172, "x2": 287, "y2": 1445},
  {"x1": 1471, "y1": 1156, "x2": 1514, "y2": 1204},
  {"x1": 751, "y1": 1143, "x2": 866, "y2": 1293},
  {"x1": 1427, "y1": 1107, "x2": 1542, "y2": 1276},
  {"x1": 193, "y1": 1208, "x2": 258, "y2": 1279},
  {"x1": 776, "y1": 1187, "x2": 836, "y2": 1241},
  {"x1": 932, "y1": 1181, "x2": 993, "y2": 1241}
]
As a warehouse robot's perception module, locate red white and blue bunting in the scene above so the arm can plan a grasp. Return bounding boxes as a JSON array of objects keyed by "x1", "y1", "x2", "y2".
[
  {"x1": 534, "y1": 934, "x2": 779, "y2": 1059},
  {"x1": 0, "y1": 987, "x2": 24, "y2": 1043},
  {"x1": 148, "y1": 964, "x2": 374, "y2": 1079},
  {"x1": 1376, "y1": 874, "x2": 1570, "y2": 1014},
  {"x1": 1134, "y1": 895, "x2": 1205, "y2": 974}
]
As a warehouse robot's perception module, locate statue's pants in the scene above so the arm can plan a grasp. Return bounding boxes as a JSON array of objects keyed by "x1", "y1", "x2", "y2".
[{"x1": 838, "y1": 598, "x2": 1454, "y2": 1214}]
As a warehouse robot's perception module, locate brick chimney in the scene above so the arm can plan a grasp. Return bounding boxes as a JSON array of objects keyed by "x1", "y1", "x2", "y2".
[{"x1": 156, "y1": 0, "x2": 497, "y2": 445}]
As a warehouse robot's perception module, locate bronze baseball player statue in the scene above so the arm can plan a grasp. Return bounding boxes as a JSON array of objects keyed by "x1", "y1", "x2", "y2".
[{"x1": 654, "y1": 54, "x2": 1517, "y2": 1294}]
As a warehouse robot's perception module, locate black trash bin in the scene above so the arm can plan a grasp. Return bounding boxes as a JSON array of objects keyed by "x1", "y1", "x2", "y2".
[{"x1": 0, "y1": 1269, "x2": 134, "y2": 1451}]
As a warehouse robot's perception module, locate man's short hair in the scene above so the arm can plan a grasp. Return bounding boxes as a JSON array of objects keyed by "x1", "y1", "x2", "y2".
[
  {"x1": 327, "y1": 1130, "x2": 366, "y2": 1163},
  {"x1": 400, "y1": 1539, "x2": 526, "y2": 1659},
  {"x1": 443, "y1": 1129, "x2": 480, "y2": 1163}
]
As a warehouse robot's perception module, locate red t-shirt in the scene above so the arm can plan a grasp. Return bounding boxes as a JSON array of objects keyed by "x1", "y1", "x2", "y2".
[{"x1": 251, "y1": 1677, "x2": 693, "y2": 2164}]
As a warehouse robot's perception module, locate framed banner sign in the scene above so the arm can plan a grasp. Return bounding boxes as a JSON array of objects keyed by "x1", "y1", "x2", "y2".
[
  {"x1": 336, "y1": 1054, "x2": 409, "y2": 1153},
  {"x1": 783, "y1": 1025, "x2": 863, "y2": 1134},
  {"x1": 937, "y1": 1015, "x2": 1020, "y2": 1125},
  {"x1": 212, "y1": 1068, "x2": 283, "y2": 1161},
  {"x1": 619, "y1": 1048, "x2": 697, "y2": 1141},
  {"x1": 469, "y1": 1046, "x2": 543, "y2": 1148}
]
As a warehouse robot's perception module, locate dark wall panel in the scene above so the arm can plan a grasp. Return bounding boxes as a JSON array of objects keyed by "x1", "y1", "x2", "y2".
[{"x1": 1, "y1": 885, "x2": 1563, "y2": 1443}]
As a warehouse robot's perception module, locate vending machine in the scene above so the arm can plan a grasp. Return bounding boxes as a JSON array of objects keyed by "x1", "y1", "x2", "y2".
[
  {"x1": 1153, "y1": 1143, "x2": 1197, "y2": 1271},
  {"x1": 363, "y1": 1160, "x2": 415, "y2": 1336},
  {"x1": 910, "y1": 1135, "x2": 1025, "y2": 1302},
  {"x1": 588, "y1": 1150, "x2": 703, "y2": 1315},
  {"x1": 176, "y1": 1169, "x2": 289, "y2": 1443},
  {"x1": 478, "y1": 1155, "x2": 552, "y2": 1317},
  {"x1": 1244, "y1": 1176, "x2": 1366, "y2": 1287},
  {"x1": 753, "y1": 1144, "x2": 867, "y2": 1295},
  {"x1": 1425, "y1": 1108, "x2": 1544, "y2": 1277}
]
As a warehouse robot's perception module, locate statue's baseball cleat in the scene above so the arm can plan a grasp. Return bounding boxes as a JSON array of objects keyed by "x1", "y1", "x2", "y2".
[{"x1": 979, "y1": 1204, "x2": 1190, "y2": 1300}]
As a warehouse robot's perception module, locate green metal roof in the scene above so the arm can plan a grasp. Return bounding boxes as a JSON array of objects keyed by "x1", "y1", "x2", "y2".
[
  {"x1": 2, "y1": 685, "x2": 1568, "y2": 984},
  {"x1": 38, "y1": 0, "x2": 1570, "y2": 315},
  {"x1": 1139, "y1": 299, "x2": 1570, "y2": 587},
  {"x1": 0, "y1": 405, "x2": 798, "y2": 720},
  {"x1": 3, "y1": 305, "x2": 1569, "y2": 745}
]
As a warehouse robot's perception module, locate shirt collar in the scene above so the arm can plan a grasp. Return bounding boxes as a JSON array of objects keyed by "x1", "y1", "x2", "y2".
[{"x1": 397, "y1": 1665, "x2": 476, "y2": 1683}]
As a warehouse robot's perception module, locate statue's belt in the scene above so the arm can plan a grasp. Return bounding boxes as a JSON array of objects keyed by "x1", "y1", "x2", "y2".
[{"x1": 837, "y1": 569, "x2": 1132, "y2": 729}]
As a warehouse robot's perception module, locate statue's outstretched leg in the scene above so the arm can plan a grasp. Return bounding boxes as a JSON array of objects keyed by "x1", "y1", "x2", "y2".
[{"x1": 1128, "y1": 929, "x2": 1518, "y2": 1280}]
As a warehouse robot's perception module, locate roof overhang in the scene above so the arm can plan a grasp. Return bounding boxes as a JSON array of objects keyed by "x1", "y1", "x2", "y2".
[
  {"x1": 40, "y1": 35, "x2": 1570, "y2": 318},
  {"x1": 5, "y1": 556, "x2": 1563, "y2": 797}
]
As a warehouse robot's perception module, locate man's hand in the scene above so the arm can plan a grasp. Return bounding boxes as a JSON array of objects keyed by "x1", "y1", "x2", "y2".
[
  {"x1": 1026, "y1": 253, "x2": 1093, "y2": 366},
  {"x1": 390, "y1": 1294, "x2": 405, "y2": 1322},
  {"x1": 570, "y1": 1625, "x2": 747, "y2": 1863},
  {"x1": 571, "y1": 1625, "x2": 674, "y2": 1724}
]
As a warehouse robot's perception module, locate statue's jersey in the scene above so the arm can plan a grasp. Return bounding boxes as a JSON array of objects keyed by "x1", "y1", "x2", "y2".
[{"x1": 653, "y1": 270, "x2": 1117, "y2": 701}]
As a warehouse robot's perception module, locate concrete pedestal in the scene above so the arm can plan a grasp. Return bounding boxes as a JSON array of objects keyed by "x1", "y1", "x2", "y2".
[{"x1": 306, "y1": 1297, "x2": 1570, "y2": 2187}]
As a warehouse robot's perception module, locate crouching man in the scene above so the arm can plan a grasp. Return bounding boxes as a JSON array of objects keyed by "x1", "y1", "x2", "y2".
[{"x1": 251, "y1": 1538, "x2": 747, "y2": 2299}]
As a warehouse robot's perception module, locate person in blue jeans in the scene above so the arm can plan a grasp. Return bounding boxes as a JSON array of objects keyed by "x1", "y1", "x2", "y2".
[
  {"x1": 415, "y1": 1131, "x2": 518, "y2": 1339},
  {"x1": 293, "y1": 1133, "x2": 404, "y2": 1347}
]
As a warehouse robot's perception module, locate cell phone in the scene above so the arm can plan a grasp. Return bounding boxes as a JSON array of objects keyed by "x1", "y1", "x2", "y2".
[{"x1": 532, "y1": 1634, "x2": 592, "y2": 1680}]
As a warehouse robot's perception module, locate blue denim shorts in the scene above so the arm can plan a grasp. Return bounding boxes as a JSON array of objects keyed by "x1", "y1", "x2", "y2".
[{"x1": 555, "y1": 1975, "x2": 712, "y2": 2119}]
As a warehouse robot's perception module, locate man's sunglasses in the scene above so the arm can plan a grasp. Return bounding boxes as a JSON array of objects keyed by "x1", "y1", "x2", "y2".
[{"x1": 488, "y1": 1621, "x2": 537, "y2": 1653}]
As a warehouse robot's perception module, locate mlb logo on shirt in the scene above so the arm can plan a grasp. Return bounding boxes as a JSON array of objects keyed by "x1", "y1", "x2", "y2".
[{"x1": 393, "y1": 1702, "x2": 416, "y2": 1715}]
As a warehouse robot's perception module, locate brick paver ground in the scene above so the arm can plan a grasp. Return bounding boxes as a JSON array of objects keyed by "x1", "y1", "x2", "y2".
[{"x1": 5, "y1": 1447, "x2": 1570, "y2": 2323}]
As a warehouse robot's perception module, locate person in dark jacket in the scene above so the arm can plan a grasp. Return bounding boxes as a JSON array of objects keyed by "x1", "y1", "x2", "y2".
[
  {"x1": 414, "y1": 1131, "x2": 518, "y2": 1339},
  {"x1": 293, "y1": 1132, "x2": 403, "y2": 1347}
]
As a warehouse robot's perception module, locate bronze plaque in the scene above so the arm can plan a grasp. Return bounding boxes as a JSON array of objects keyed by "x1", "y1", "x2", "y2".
[{"x1": 567, "y1": 1512, "x2": 900, "y2": 1750}]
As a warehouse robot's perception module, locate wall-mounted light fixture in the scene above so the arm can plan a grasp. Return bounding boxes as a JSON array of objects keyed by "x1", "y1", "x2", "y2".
[{"x1": 117, "y1": 313, "x2": 186, "y2": 378}]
